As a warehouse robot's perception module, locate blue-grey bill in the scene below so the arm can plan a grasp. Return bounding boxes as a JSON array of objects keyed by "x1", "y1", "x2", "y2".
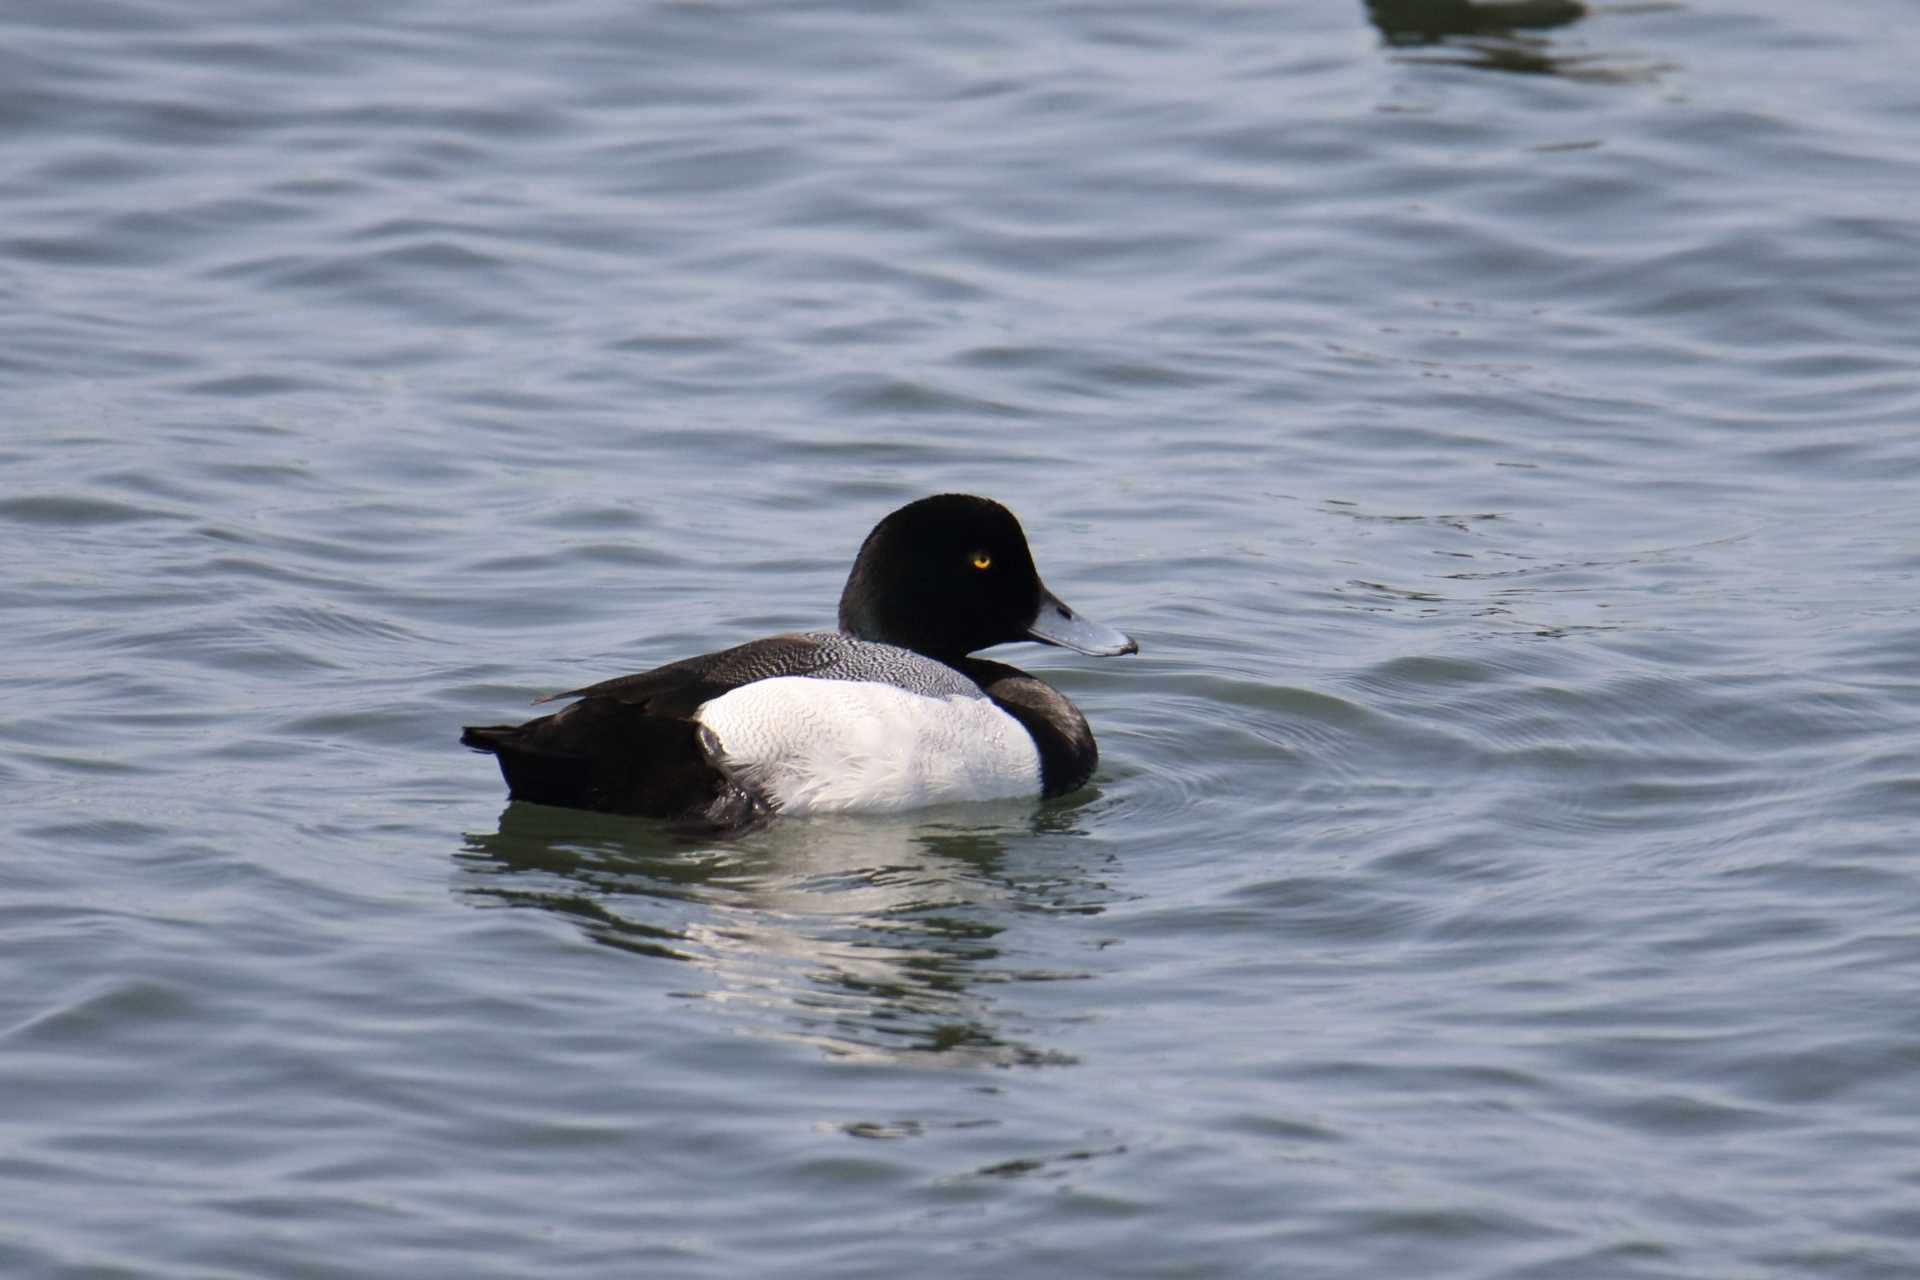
[{"x1": 1027, "y1": 588, "x2": 1139, "y2": 656}]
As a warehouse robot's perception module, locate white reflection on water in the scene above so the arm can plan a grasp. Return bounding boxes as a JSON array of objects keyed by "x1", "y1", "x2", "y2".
[{"x1": 459, "y1": 799, "x2": 1117, "y2": 1067}]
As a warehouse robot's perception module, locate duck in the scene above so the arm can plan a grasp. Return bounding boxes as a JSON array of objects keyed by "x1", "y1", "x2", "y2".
[{"x1": 461, "y1": 493, "x2": 1138, "y2": 824}]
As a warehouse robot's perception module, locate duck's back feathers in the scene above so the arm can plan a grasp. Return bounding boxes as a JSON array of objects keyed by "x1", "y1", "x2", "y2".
[{"x1": 538, "y1": 631, "x2": 981, "y2": 712}]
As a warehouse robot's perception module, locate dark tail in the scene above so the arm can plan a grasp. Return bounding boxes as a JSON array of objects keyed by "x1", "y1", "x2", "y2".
[
  {"x1": 461, "y1": 717, "x2": 611, "y2": 812},
  {"x1": 461, "y1": 702, "x2": 745, "y2": 819},
  {"x1": 460, "y1": 724, "x2": 517, "y2": 754}
]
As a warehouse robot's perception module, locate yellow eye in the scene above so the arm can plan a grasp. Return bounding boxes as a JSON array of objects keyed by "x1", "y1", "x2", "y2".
[{"x1": 971, "y1": 550, "x2": 992, "y2": 570}]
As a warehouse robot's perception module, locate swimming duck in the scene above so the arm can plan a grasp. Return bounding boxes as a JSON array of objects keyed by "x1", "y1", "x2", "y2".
[{"x1": 461, "y1": 494, "x2": 1137, "y2": 823}]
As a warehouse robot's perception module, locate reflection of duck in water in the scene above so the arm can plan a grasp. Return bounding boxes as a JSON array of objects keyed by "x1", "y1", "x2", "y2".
[
  {"x1": 1365, "y1": 0, "x2": 1654, "y2": 82},
  {"x1": 460, "y1": 802, "x2": 1110, "y2": 1067},
  {"x1": 463, "y1": 495, "x2": 1137, "y2": 824},
  {"x1": 1366, "y1": 0, "x2": 1586, "y2": 44}
]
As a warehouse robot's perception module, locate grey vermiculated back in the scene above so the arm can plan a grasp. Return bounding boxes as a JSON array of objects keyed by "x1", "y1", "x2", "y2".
[
  {"x1": 550, "y1": 632, "x2": 987, "y2": 708},
  {"x1": 779, "y1": 633, "x2": 987, "y2": 698}
]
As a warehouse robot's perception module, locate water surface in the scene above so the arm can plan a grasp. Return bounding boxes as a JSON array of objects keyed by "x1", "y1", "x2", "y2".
[{"x1": 5, "y1": 1, "x2": 1919, "y2": 1276}]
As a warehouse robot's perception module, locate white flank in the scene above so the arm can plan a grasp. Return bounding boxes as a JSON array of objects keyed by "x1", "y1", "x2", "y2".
[{"x1": 695, "y1": 677, "x2": 1042, "y2": 814}]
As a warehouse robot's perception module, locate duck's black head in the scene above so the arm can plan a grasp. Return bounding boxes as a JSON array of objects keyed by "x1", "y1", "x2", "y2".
[{"x1": 837, "y1": 494, "x2": 1138, "y2": 664}]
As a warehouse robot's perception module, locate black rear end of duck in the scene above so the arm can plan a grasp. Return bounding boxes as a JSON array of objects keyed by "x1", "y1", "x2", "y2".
[{"x1": 461, "y1": 700, "x2": 756, "y2": 823}]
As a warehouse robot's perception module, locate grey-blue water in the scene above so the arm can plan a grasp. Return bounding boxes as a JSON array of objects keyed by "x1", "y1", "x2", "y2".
[{"x1": 5, "y1": 1, "x2": 1918, "y2": 1275}]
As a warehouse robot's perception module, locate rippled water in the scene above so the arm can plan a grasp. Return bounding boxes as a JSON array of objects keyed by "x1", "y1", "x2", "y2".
[{"x1": 6, "y1": 1, "x2": 1920, "y2": 1276}]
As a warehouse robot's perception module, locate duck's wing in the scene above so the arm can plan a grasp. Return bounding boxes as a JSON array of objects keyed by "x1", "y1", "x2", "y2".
[
  {"x1": 535, "y1": 630, "x2": 981, "y2": 712},
  {"x1": 531, "y1": 633, "x2": 840, "y2": 717}
]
